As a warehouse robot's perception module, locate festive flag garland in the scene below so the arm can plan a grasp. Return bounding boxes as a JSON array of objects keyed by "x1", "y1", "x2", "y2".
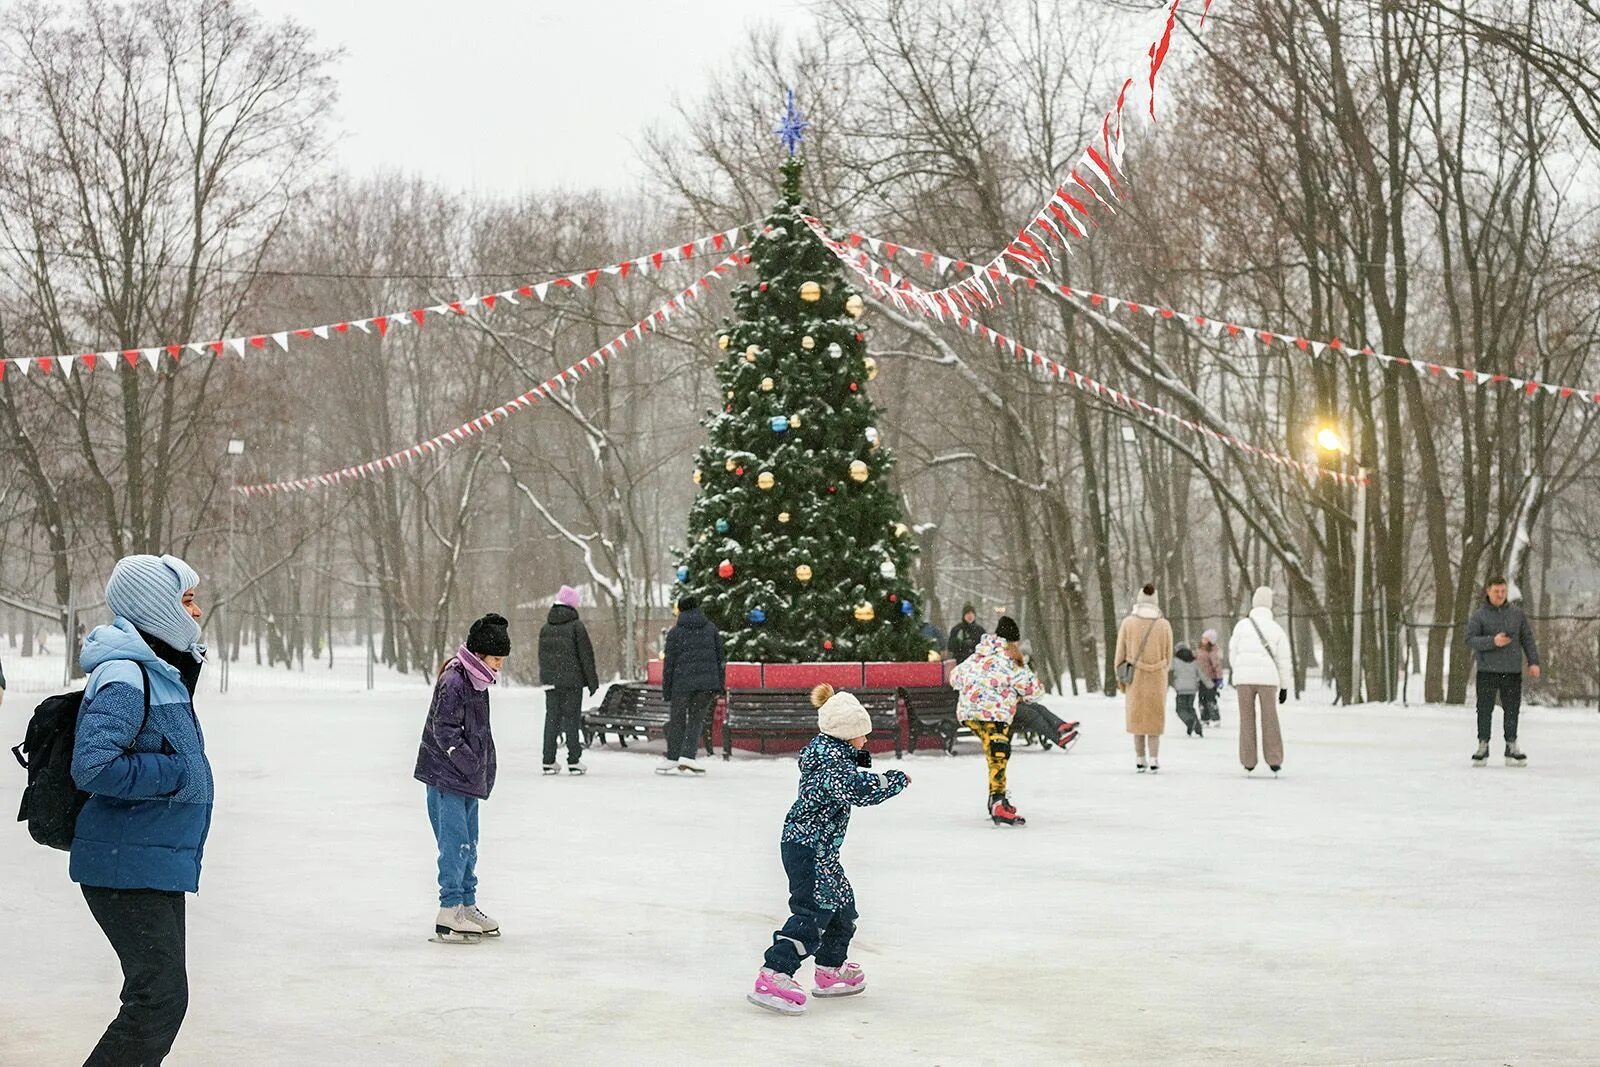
[
  {"x1": 832, "y1": 227, "x2": 1600, "y2": 410},
  {"x1": 232, "y1": 251, "x2": 748, "y2": 496},
  {"x1": 0, "y1": 225, "x2": 752, "y2": 382},
  {"x1": 800, "y1": 213, "x2": 1364, "y2": 486}
]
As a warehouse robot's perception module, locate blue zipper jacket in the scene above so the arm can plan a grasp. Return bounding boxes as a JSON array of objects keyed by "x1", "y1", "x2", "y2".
[
  {"x1": 780, "y1": 734, "x2": 908, "y2": 910},
  {"x1": 70, "y1": 619, "x2": 215, "y2": 893}
]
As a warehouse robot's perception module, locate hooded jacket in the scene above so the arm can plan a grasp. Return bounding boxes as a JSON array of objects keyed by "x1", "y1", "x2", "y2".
[
  {"x1": 1465, "y1": 595, "x2": 1540, "y2": 674},
  {"x1": 414, "y1": 656, "x2": 498, "y2": 800},
  {"x1": 1195, "y1": 635, "x2": 1226, "y2": 683},
  {"x1": 70, "y1": 619, "x2": 214, "y2": 893},
  {"x1": 781, "y1": 734, "x2": 908, "y2": 910},
  {"x1": 947, "y1": 617, "x2": 986, "y2": 664},
  {"x1": 538, "y1": 603, "x2": 599, "y2": 692},
  {"x1": 949, "y1": 633, "x2": 1042, "y2": 724},
  {"x1": 1229, "y1": 590, "x2": 1294, "y2": 689},
  {"x1": 662, "y1": 608, "x2": 726, "y2": 700},
  {"x1": 1170, "y1": 645, "x2": 1206, "y2": 693}
]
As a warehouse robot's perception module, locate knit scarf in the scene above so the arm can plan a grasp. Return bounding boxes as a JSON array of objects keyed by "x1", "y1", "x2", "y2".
[{"x1": 456, "y1": 644, "x2": 499, "y2": 691}]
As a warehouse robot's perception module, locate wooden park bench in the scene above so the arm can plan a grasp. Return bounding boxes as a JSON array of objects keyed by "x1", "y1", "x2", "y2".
[
  {"x1": 582, "y1": 683, "x2": 711, "y2": 753},
  {"x1": 899, "y1": 685, "x2": 965, "y2": 754},
  {"x1": 722, "y1": 687, "x2": 902, "y2": 760}
]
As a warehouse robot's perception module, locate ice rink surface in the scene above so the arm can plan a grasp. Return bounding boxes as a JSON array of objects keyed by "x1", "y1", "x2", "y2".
[{"x1": 4, "y1": 674, "x2": 1598, "y2": 1065}]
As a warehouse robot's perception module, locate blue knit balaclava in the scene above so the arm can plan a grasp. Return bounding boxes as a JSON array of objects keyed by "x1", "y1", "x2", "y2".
[{"x1": 105, "y1": 554, "x2": 204, "y2": 660}]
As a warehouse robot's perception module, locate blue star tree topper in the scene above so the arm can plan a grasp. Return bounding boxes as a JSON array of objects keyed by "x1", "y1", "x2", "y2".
[{"x1": 774, "y1": 89, "x2": 808, "y2": 156}]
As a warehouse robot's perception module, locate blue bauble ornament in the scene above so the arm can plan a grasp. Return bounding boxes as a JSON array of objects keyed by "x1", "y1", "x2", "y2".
[
  {"x1": 770, "y1": 415, "x2": 790, "y2": 434},
  {"x1": 748, "y1": 608, "x2": 767, "y2": 624},
  {"x1": 675, "y1": 565, "x2": 689, "y2": 583},
  {"x1": 715, "y1": 518, "x2": 730, "y2": 534},
  {"x1": 900, "y1": 599, "x2": 915, "y2": 615}
]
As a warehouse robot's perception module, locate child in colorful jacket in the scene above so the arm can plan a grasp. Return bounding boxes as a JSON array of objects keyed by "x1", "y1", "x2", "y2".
[
  {"x1": 747, "y1": 684, "x2": 910, "y2": 1015},
  {"x1": 949, "y1": 617, "x2": 1041, "y2": 826}
]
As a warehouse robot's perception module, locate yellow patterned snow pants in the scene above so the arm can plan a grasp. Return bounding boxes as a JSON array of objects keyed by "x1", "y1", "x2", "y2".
[{"x1": 966, "y1": 720, "x2": 1012, "y2": 799}]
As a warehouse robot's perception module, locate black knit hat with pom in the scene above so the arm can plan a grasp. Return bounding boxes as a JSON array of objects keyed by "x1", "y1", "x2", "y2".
[{"x1": 466, "y1": 613, "x2": 511, "y2": 657}]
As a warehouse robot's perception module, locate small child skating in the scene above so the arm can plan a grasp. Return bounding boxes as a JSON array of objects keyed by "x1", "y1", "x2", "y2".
[
  {"x1": 748, "y1": 684, "x2": 911, "y2": 1016},
  {"x1": 1171, "y1": 642, "x2": 1205, "y2": 737},
  {"x1": 1196, "y1": 629, "x2": 1226, "y2": 726}
]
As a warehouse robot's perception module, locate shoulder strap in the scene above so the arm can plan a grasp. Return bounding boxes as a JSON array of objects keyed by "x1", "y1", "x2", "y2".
[
  {"x1": 1131, "y1": 616, "x2": 1157, "y2": 666},
  {"x1": 1248, "y1": 617, "x2": 1281, "y2": 677}
]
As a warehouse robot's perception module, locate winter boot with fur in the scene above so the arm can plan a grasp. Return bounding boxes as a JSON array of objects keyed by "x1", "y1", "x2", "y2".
[
  {"x1": 813, "y1": 962, "x2": 867, "y2": 997},
  {"x1": 747, "y1": 967, "x2": 807, "y2": 1015}
]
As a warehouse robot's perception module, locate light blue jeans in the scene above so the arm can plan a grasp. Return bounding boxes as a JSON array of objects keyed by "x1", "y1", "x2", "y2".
[{"x1": 426, "y1": 785, "x2": 479, "y2": 908}]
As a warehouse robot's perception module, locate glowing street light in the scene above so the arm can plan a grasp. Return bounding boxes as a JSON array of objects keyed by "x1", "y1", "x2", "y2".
[{"x1": 1315, "y1": 426, "x2": 1347, "y2": 454}]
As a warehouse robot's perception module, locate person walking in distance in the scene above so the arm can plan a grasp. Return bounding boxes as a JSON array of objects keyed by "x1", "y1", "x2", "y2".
[
  {"x1": 1228, "y1": 587, "x2": 1294, "y2": 775},
  {"x1": 539, "y1": 585, "x2": 600, "y2": 775},
  {"x1": 1195, "y1": 630, "x2": 1226, "y2": 727},
  {"x1": 1465, "y1": 576, "x2": 1541, "y2": 767},
  {"x1": 415, "y1": 614, "x2": 509, "y2": 942},
  {"x1": 950, "y1": 616, "x2": 1043, "y2": 824},
  {"x1": 1171, "y1": 642, "x2": 1205, "y2": 738},
  {"x1": 1116, "y1": 585, "x2": 1174, "y2": 773},
  {"x1": 660, "y1": 596, "x2": 725, "y2": 776},
  {"x1": 71, "y1": 555, "x2": 214, "y2": 1066},
  {"x1": 947, "y1": 603, "x2": 986, "y2": 665}
]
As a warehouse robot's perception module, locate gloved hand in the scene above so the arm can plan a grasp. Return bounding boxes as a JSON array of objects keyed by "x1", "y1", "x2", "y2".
[
  {"x1": 854, "y1": 747, "x2": 874, "y2": 769},
  {"x1": 886, "y1": 769, "x2": 911, "y2": 789},
  {"x1": 1279, "y1": 688, "x2": 1288, "y2": 705}
]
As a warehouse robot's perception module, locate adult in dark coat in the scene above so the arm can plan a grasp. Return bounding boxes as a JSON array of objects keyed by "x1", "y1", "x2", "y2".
[
  {"x1": 947, "y1": 603, "x2": 986, "y2": 664},
  {"x1": 660, "y1": 596, "x2": 725, "y2": 774},
  {"x1": 538, "y1": 585, "x2": 600, "y2": 773},
  {"x1": 1464, "y1": 576, "x2": 1541, "y2": 766}
]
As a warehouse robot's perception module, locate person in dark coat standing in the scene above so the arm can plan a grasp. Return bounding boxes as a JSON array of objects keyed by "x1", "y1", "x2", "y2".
[
  {"x1": 660, "y1": 596, "x2": 724, "y2": 776},
  {"x1": 539, "y1": 585, "x2": 599, "y2": 776},
  {"x1": 71, "y1": 554, "x2": 213, "y2": 1067},
  {"x1": 947, "y1": 603, "x2": 985, "y2": 665},
  {"x1": 1465, "y1": 576, "x2": 1541, "y2": 767},
  {"x1": 415, "y1": 613, "x2": 509, "y2": 942}
]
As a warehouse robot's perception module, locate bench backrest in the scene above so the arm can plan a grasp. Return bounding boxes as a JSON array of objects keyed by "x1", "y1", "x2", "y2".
[
  {"x1": 899, "y1": 685, "x2": 958, "y2": 717},
  {"x1": 726, "y1": 688, "x2": 899, "y2": 729}
]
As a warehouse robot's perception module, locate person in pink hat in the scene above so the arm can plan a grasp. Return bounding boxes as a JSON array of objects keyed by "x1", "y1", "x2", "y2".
[{"x1": 537, "y1": 585, "x2": 599, "y2": 775}]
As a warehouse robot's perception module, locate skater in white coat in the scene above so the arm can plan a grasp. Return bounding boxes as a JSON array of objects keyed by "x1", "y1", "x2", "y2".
[{"x1": 1228, "y1": 587, "x2": 1294, "y2": 774}]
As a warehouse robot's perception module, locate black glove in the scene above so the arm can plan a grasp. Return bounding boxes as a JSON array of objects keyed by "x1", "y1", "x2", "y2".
[
  {"x1": 854, "y1": 747, "x2": 874, "y2": 769},
  {"x1": 1279, "y1": 688, "x2": 1288, "y2": 705}
]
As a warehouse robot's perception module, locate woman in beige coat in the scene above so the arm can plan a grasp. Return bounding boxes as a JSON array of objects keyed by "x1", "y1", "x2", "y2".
[{"x1": 1115, "y1": 584, "x2": 1174, "y2": 772}]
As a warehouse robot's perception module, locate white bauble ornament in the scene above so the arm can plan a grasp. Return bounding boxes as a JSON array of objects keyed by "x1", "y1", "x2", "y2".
[
  {"x1": 879, "y1": 560, "x2": 897, "y2": 580},
  {"x1": 827, "y1": 343, "x2": 843, "y2": 359},
  {"x1": 865, "y1": 357, "x2": 878, "y2": 381}
]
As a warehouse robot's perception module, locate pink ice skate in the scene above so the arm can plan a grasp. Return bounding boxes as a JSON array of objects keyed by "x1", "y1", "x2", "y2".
[
  {"x1": 747, "y1": 967, "x2": 807, "y2": 1015},
  {"x1": 812, "y1": 962, "x2": 866, "y2": 997}
]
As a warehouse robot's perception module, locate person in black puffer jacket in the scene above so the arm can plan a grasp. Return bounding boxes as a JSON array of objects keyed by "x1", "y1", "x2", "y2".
[
  {"x1": 538, "y1": 586, "x2": 600, "y2": 774},
  {"x1": 660, "y1": 596, "x2": 725, "y2": 774}
]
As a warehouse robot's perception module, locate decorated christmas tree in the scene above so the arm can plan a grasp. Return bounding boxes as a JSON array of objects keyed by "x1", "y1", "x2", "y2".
[{"x1": 673, "y1": 100, "x2": 932, "y2": 663}]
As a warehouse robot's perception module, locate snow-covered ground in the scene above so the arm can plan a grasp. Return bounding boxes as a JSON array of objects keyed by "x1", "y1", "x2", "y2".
[{"x1": 3, "y1": 675, "x2": 1599, "y2": 1065}]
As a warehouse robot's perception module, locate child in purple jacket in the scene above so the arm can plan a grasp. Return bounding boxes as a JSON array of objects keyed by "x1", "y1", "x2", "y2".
[{"x1": 414, "y1": 613, "x2": 509, "y2": 943}]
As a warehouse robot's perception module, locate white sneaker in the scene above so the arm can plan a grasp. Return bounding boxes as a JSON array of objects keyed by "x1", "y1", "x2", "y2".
[
  {"x1": 678, "y1": 757, "x2": 707, "y2": 775},
  {"x1": 432, "y1": 905, "x2": 484, "y2": 943},
  {"x1": 655, "y1": 759, "x2": 678, "y2": 775},
  {"x1": 462, "y1": 904, "x2": 500, "y2": 936}
]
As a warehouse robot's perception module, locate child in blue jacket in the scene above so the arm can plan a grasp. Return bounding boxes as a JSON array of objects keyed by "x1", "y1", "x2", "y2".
[{"x1": 747, "y1": 684, "x2": 911, "y2": 1015}]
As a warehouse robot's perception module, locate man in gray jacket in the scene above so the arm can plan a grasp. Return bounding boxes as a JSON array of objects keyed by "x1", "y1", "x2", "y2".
[{"x1": 1464, "y1": 576, "x2": 1541, "y2": 767}]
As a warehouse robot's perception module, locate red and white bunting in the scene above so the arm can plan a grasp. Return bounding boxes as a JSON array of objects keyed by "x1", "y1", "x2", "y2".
[
  {"x1": 231, "y1": 251, "x2": 748, "y2": 497},
  {"x1": 1, "y1": 224, "x2": 751, "y2": 381},
  {"x1": 829, "y1": 226, "x2": 1600, "y2": 413}
]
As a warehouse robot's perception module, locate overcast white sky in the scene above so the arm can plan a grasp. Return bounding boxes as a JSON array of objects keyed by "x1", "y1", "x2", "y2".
[{"x1": 246, "y1": 0, "x2": 812, "y2": 198}]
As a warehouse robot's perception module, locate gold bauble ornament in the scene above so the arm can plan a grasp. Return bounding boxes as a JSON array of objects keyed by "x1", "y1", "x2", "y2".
[
  {"x1": 927, "y1": 649, "x2": 942, "y2": 663},
  {"x1": 853, "y1": 602, "x2": 876, "y2": 623},
  {"x1": 760, "y1": 377, "x2": 775, "y2": 392},
  {"x1": 726, "y1": 390, "x2": 734, "y2": 400},
  {"x1": 745, "y1": 344, "x2": 761, "y2": 358},
  {"x1": 745, "y1": 352, "x2": 757, "y2": 364},
  {"x1": 725, "y1": 457, "x2": 737, "y2": 472},
  {"x1": 757, "y1": 471, "x2": 775, "y2": 490},
  {"x1": 789, "y1": 412, "x2": 801, "y2": 428},
  {"x1": 845, "y1": 294, "x2": 865, "y2": 318},
  {"x1": 849, "y1": 460, "x2": 869, "y2": 483},
  {"x1": 795, "y1": 564, "x2": 813, "y2": 583},
  {"x1": 692, "y1": 469, "x2": 703, "y2": 486},
  {"x1": 893, "y1": 522, "x2": 909, "y2": 538},
  {"x1": 799, "y1": 281, "x2": 822, "y2": 302},
  {"x1": 718, "y1": 335, "x2": 731, "y2": 350},
  {"x1": 801, "y1": 335, "x2": 815, "y2": 350},
  {"x1": 778, "y1": 511, "x2": 791, "y2": 523},
  {"x1": 865, "y1": 357, "x2": 878, "y2": 381}
]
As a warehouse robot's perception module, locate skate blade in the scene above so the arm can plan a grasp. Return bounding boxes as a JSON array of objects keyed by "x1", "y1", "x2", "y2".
[
  {"x1": 746, "y1": 992, "x2": 805, "y2": 1015},
  {"x1": 1505, "y1": 759, "x2": 1527, "y2": 767},
  {"x1": 429, "y1": 931, "x2": 483, "y2": 945},
  {"x1": 812, "y1": 984, "x2": 866, "y2": 998}
]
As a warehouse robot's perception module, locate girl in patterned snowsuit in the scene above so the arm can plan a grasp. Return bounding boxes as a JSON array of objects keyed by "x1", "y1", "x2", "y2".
[
  {"x1": 747, "y1": 684, "x2": 911, "y2": 1015},
  {"x1": 949, "y1": 616, "x2": 1042, "y2": 826}
]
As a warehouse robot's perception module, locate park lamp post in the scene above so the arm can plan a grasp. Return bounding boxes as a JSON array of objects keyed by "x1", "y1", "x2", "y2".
[
  {"x1": 222, "y1": 438, "x2": 245, "y2": 693},
  {"x1": 1316, "y1": 426, "x2": 1367, "y2": 704}
]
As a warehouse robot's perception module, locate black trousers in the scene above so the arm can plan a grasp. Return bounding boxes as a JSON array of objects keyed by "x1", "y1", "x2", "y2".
[
  {"x1": 1175, "y1": 692, "x2": 1201, "y2": 732},
  {"x1": 763, "y1": 842, "x2": 858, "y2": 975},
  {"x1": 81, "y1": 885, "x2": 188, "y2": 1067},
  {"x1": 667, "y1": 690, "x2": 715, "y2": 761},
  {"x1": 1476, "y1": 671, "x2": 1523, "y2": 743},
  {"x1": 1198, "y1": 684, "x2": 1220, "y2": 722},
  {"x1": 542, "y1": 686, "x2": 584, "y2": 766}
]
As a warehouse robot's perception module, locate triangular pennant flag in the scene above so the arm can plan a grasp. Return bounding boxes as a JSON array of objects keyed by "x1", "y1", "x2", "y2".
[
  {"x1": 272, "y1": 332, "x2": 290, "y2": 351},
  {"x1": 483, "y1": 294, "x2": 497, "y2": 311},
  {"x1": 143, "y1": 347, "x2": 162, "y2": 369},
  {"x1": 37, "y1": 356, "x2": 53, "y2": 376},
  {"x1": 228, "y1": 338, "x2": 247, "y2": 357},
  {"x1": 59, "y1": 355, "x2": 74, "y2": 378},
  {"x1": 313, "y1": 325, "x2": 330, "y2": 340},
  {"x1": 535, "y1": 282, "x2": 549, "y2": 301}
]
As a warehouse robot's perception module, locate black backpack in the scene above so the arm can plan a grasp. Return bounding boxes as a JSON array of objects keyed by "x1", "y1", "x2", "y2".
[{"x1": 11, "y1": 665, "x2": 150, "y2": 851}]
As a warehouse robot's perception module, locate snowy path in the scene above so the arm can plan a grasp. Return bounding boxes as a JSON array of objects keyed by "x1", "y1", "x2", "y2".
[{"x1": 3, "y1": 686, "x2": 1598, "y2": 1065}]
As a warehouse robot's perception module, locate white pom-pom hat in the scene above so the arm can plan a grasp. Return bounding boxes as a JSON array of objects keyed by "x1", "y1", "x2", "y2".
[{"x1": 812, "y1": 683, "x2": 873, "y2": 741}]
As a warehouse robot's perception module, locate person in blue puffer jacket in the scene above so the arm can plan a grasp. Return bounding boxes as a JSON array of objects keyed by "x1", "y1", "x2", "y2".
[
  {"x1": 746, "y1": 684, "x2": 911, "y2": 1016},
  {"x1": 71, "y1": 554, "x2": 214, "y2": 1067}
]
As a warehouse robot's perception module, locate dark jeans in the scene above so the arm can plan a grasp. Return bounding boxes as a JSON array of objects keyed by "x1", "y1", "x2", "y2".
[
  {"x1": 81, "y1": 885, "x2": 188, "y2": 1067},
  {"x1": 1198, "y1": 684, "x2": 1220, "y2": 722},
  {"x1": 763, "y1": 842, "x2": 858, "y2": 975},
  {"x1": 667, "y1": 690, "x2": 715, "y2": 761},
  {"x1": 542, "y1": 686, "x2": 584, "y2": 766},
  {"x1": 1175, "y1": 692, "x2": 1200, "y2": 732},
  {"x1": 1013, "y1": 701, "x2": 1070, "y2": 739},
  {"x1": 1476, "y1": 671, "x2": 1523, "y2": 743}
]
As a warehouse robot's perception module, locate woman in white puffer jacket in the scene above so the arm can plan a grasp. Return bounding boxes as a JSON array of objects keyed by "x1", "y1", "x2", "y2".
[{"x1": 1228, "y1": 586, "x2": 1294, "y2": 774}]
